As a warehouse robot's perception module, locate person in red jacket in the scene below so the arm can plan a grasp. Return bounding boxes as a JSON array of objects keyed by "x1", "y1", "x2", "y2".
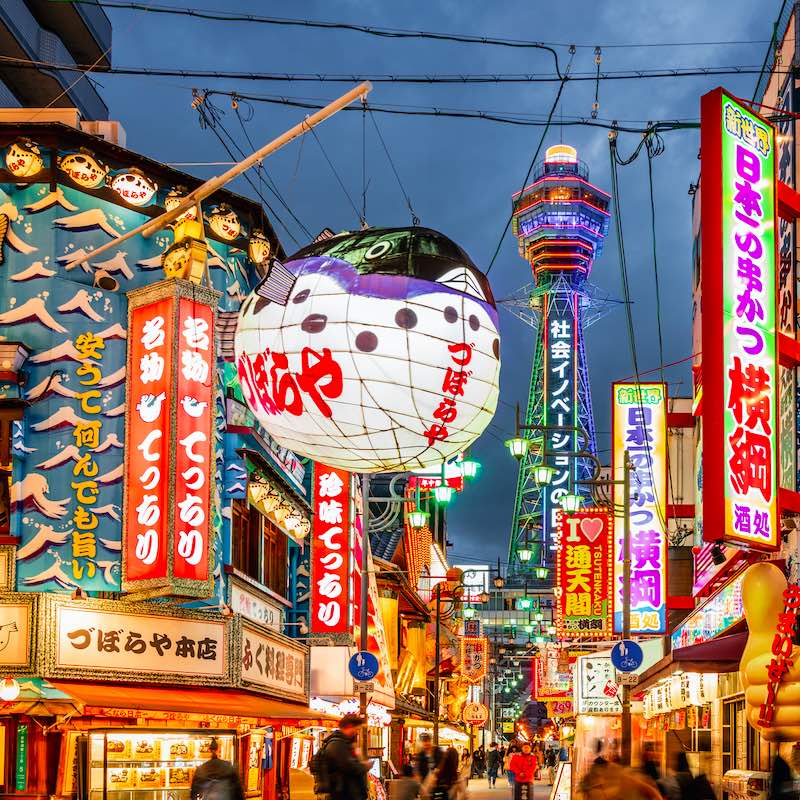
[{"x1": 508, "y1": 742, "x2": 538, "y2": 788}]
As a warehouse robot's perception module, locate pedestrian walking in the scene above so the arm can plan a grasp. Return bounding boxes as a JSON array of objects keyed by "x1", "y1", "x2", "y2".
[
  {"x1": 190, "y1": 737, "x2": 244, "y2": 800},
  {"x1": 509, "y1": 743, "x2": 538, "y2": 798},
  {"x1": 641, "y1": 742, "x2": 660, "y2": 785},
  {"x1": 544, "y1": 747, "x2": 557, "y2": 785},
  {"x1": 430, "y1": 747, "x2": 461, "y2": 800},
  {"x1": 472, "y1": 746, "x2": 486, "y2": 778},
  {"x1": 504, "y1": 745, "x2": 518, "y2": 789},
  {"x1": 309, "y1": 713, "x2": 371, "y2": 800},
  {"x1": 414, "y1": 733, "x2": 443, "y2": 782},
  {"x1": 486, "y1": 742, "x2": 501, "y2": 788}
]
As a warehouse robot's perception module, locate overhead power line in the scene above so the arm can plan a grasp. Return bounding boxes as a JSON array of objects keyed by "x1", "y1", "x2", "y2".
[
  {"x1": 58, "y1": 1, "x2": 772, "y2": 51},
  {"x1": 0, "y1": 55, "x2": 788, "y2": 85}
]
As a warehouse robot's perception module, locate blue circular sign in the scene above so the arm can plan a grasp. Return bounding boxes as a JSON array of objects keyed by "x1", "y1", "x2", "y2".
[
  {"x1": 611, "y1": 640, "x2": 643, "y2": 673},
  {"x1": 349, "y1": 651, "x2": 380, "y2": 681}
]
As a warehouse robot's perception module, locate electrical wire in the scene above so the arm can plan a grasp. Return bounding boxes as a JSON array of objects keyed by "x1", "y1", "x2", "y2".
[
  {"x1": 202, "y1": 89, "x2": 700, "y2": 133},
  {"x1": 57, "y1": 1, "x2": 774, "y2": 52},
  {"x1": 231, "y1": 97, "x2": 314, "y2": 239},
  {"x1": 193, "y1": 94, "x2": 302, "y2": 246},
  {"x1": 308, "y1": 125, "x2": 365, "y2": 228},
  {"x1": 0, "y1": 55, "x2": 788, "y2": 84},
  {"x1": 367, "y1": 105, "x2": 420, "y2": 226}
]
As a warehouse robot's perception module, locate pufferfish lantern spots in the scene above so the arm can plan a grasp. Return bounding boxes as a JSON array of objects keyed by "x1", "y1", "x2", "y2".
[
  {"x1": 208, "y1": 204, "x2": 241, "y2": 241},
  {"x1": 234, "y1": 226, "x2": 501, "y2": 473}
]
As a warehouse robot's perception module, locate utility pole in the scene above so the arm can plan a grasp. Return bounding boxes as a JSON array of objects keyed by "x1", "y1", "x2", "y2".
[
  {"x1": 360, "y1": 474, "x2": 370, "y2": 758},
  {"x1": 620, "y1": 450, "x2": 632, "y2": 767}
]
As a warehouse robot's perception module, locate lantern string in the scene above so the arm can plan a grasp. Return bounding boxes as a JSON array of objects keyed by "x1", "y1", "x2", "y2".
[
  {"x1": 308, "y1": 125, "x2": 366, "y2": 228},
  {"x1": 367, "y1": 104, "x2": 420, "y2": 227}
]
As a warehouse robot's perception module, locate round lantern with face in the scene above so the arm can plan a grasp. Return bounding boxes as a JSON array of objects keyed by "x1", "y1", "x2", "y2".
[
  {"x1": 235, "y1": 226, "x2": 500, "y2": 472},
  {"x1": 58, "y1": 150, "x2": 108, "y2": 188},
  {"x1": 5, "y1": 140, "x2": 43, "y2": 178},
  {"x1": 110, "y1": 169, "x2": 157, "y2": 206}
]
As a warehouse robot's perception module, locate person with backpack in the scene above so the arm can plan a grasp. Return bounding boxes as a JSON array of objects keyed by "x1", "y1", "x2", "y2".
[
  {"x1": 190, "y1": 737, "x2": 244, "y2": 800},
  {"x1": 310, "y1": 714, "x2": 372, "y2": 800}
]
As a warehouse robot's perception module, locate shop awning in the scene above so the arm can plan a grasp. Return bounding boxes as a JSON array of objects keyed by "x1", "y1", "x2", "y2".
[
  {"x1": 636, "y1": 632, "x2": 747, "y2": 693},
  {"x1": 50, "y1": 681, "x2": 336, "y2": 723}
]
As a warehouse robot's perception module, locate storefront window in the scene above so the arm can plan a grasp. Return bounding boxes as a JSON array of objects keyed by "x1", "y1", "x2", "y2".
[
  {"x1": 87, "y1": 730, "x2": 235, "y2": 800},
  {"x1": 232, "y1": 498, "x2": 288, "y2": 598}
]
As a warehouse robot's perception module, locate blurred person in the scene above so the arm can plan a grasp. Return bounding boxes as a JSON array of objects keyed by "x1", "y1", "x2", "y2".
[
  {"x1": 472, "y1": 746, "x2": 486, "y2": 778},
  {"x1": 390, "y1": 764, "x2": 422, "y2": 800},
  {"x1": 504, "y1": 745, "x2": 518, "y2": 788},
  {"x1": 432, "y1": 747, "x2": 461, "y2": 800},
  {"x1": 191, "y1": 737, "x2": 244, "y2": 800},
  {"x1": 641, "y1": 742, "x2": 660, "y2": 785},
  {"x1": 486, "y1": 742, "x2": 501, "y2": 788},
  {"x1": 310, "y1": 714, "x2": 371, "y2": 800},
  {"x1": 544, "y1": 747, "x2": 557, "y2": 785},
  {"x1": 414, "y1": 733, "x2": 443, "y2": 782}
]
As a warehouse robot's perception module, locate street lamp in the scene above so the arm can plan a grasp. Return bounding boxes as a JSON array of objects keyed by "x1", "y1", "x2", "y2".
[
  {"x1": 532, "y1": 464, "x2": 555, "y2": 486},
  {"x1": 534, "y1": 566, "x2": 549, "y2": 580},
  {"x1": 505, "y1": 436, "x2": 529, "y2": 461},
  {"x1": 478, "y1": 591, "x2": 490, "y2": 604},
  {"x1": 518, "y1": 547, "x2": 533, "y2": 562},
  {"x1": 463, "y1": 606, "x2": 476, "y2": 619},
  {"x1": 561, "y1": 493, "x2": 582, "y2": 513},
  {"x1": 406, "y1": 507, "x2": 429, "y2": 529},
  {"x1": 460, "y1": 456, "x2": 480, "y2": 479}
]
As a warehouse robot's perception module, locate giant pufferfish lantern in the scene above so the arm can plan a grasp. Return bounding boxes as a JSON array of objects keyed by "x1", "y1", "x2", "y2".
[{"x1": 234, "y1": 226, "x2": 501, "y2": 472}]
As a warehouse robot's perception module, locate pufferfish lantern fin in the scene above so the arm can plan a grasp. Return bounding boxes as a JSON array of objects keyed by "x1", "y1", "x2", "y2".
[{"x1": 254, "y1": 259, "x2": 295, "y2": 306}]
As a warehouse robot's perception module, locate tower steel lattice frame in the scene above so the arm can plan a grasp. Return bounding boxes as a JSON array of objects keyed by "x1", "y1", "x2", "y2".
[{"x1": 506, "y1": 146, "x2": 611, "y2": 584}]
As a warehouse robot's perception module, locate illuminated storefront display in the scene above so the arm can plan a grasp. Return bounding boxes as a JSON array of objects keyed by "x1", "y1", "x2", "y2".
[
  {"x1": 311, "y1": 464, "x2": 350, "y2": 633},
  {"x1": 555, "y1": 508, "x2": 613, "y2": 639},
  {"x1": 700, "y1": 88, "x2": 778, "y2": 551},
  {"x1": 670, "y1": 572, "x2": 744, "y2": 648},
  {"x1": 612, "y1": 382, "x2": 668, "y2": 634},
  {"x1": 460, "y1": 636, "x2": 488, "y2": 683},
  {"x1": 234, "y1": 227, "x2": 500, "y2": 473},
  {"x1": 574, "y1": 654, "x2": 619, "y2": 715}
]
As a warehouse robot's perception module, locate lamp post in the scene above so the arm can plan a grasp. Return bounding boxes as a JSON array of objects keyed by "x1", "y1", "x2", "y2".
[{"x1": 504, "y1": 407, "x2": 635, "y2": 765}]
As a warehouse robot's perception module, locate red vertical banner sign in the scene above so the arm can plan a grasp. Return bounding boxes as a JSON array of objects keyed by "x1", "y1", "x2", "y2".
[
  {"x1": 700, "y1": 88, "x2": 779, "y2": 551},
  {"x1": 311, "y1": 463, "x2": 350, "y2": 633},
  {"x1": 555, "y1": 508, "x2": 613, "y2": 639},
  {"x1": 124, "y1": 297, "x2": 174, "y2": 582},
  {"x1": 173, "y1": 298, "x2": 214, "y2": 580},
  {"x1": 123, "y1": 280, "x2": 219, "y2": 596}
]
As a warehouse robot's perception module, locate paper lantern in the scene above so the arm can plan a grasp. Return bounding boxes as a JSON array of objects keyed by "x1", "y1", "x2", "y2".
[
  {"x1": 248, "y1": 229, "x2": 271, "y2": 265},
  {"x1": 58, "y1": 150, "x2": 108, "y2": 188},
  {"x1": 164, "y1": 187, "x2": 197, "y2": 221},
  {"x1": 5, "y1": 140, "x2": 43, "y2": 178},
  {"x1": 208, "y1": 204, "x2": 241, "y2": 241},
  {"x1": 235, "y1": 226, "x2": 501, "y2": 472},
  {"x1": 111, "y1": 168, "x2": 157, "y2": 206}
]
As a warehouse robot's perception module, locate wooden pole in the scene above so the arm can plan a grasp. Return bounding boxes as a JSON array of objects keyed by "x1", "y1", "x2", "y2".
[{"x1": 71, "y1": 81, "x2": 372, "y2": 267}]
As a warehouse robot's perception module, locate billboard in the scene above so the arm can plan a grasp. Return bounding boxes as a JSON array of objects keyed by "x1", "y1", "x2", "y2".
[
  {"x1": 311, "y1": 464, "x2": 350, "y2": 633},
  {"x1": 612, "y1": 382, "x2": 668, "y2": 634},
  {"x1": 555, "y1": 509, "x2": 613, "y2": 639},
  {"x1": 700, "y1": 88, "x2": 778, "y2": 551}
]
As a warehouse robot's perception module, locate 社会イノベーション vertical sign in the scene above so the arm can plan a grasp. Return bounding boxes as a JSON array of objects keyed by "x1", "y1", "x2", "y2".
[{"x1": 700, "y1": 88, "x2": 779, "y2": 551}]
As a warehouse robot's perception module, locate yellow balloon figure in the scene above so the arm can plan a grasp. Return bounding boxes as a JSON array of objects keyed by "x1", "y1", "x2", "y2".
[{"x1": 741, "y1": 562, "x2": 800, "y2": 741}]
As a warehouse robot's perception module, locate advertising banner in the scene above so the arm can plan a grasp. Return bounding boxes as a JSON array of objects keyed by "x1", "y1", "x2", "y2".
[
  {"x1": 460, "y1": 636, "x2": 488, "y2": 683},
  {"x1": 700, "y1": 88, "x2": 779, "y2": 551},
  {"x1": 122, "y1": 281, "x2": 218, "y2": 597},
  {"x1": 555, "y1": 508, "x2": 613, "y2": 639},
  {"x1": 612, "y1": 382, "x2": 668, "y2": 634},
  {"x1": 311, "y1": 464, "x2": 350, "y2": 633},
  {"x1": 574, "y1": 654, "x2": 620, "y2": 715}
]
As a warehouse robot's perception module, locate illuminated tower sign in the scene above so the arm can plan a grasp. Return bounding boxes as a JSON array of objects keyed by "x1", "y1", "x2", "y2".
[{"x1": 508, "y1": 144, "x2": 611, "y2": 578}]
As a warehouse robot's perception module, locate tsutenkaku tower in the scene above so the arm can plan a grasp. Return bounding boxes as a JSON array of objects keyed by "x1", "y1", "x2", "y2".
[{"x1": 508, "y1": 144, "x2": 611, "y2": 581}]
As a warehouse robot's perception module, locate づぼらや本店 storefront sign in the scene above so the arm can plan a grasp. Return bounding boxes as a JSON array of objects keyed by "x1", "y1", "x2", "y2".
[{"x1": 41, "y1": 597, "x2": 230, "y2": 684}]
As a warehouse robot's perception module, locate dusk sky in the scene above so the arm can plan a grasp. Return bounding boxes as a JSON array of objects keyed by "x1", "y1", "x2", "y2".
[{"x1": 92, "y1": 0, "x2": 775, "y2": 567}]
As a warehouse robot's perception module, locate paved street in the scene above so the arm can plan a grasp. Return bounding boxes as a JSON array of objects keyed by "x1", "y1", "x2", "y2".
[{"x1": 467, "y1": 778, "x2": 553, "y2": 799}]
